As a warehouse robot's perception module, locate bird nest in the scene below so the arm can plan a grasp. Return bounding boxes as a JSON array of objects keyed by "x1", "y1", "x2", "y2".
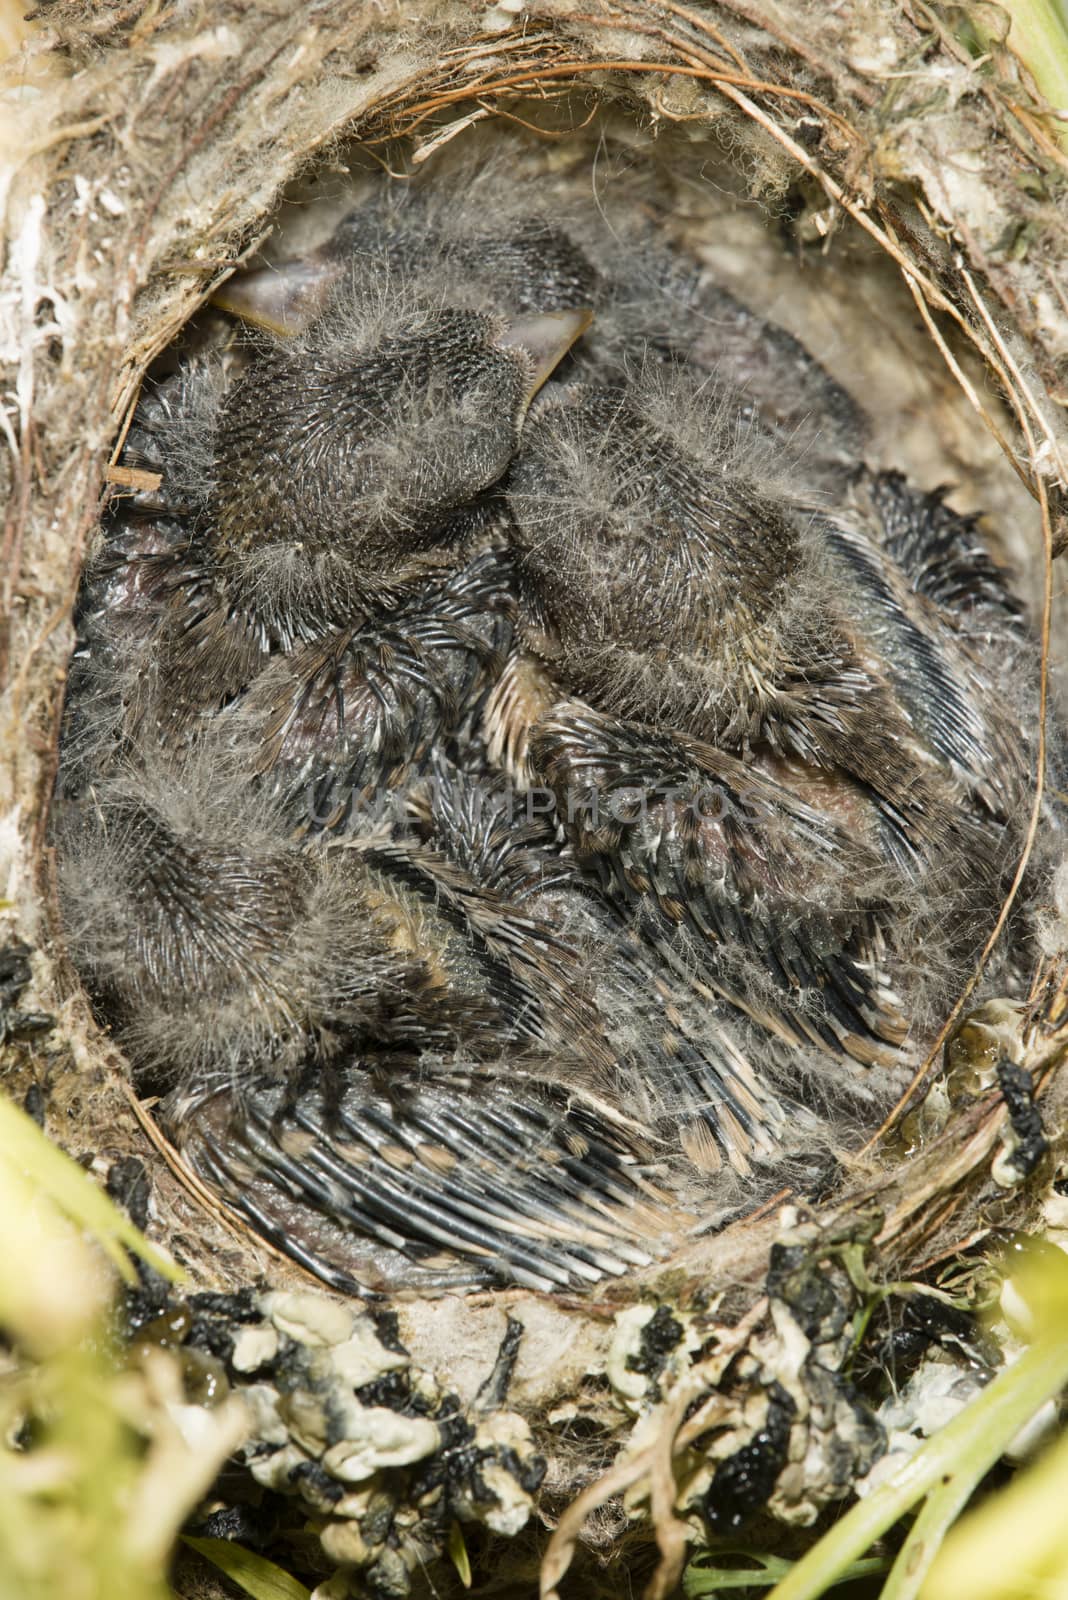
[{"x1": 4, "y1": 3, "x2": 1068, "y2": 1597}]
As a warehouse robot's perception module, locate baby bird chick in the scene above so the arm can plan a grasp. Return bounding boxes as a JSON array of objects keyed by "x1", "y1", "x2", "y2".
[
  {"x1": 503, "y1": 366, "x2": 1030, "y2": 1132},
  {"x1": 207, "y1": 296, "x2": 586, "y2": 641},
  {"x1": 74, "y1": 220, "x2": 590, "y2": 789},
  {"x1": 75, "y1": 756, "x2": 668, "y2": 1293},
  {"x1": 171, "y1": 757, "x2": 825, "y2": 1292},
  {"x1": 506, "y1": 370, "x2": 1028, "y2": 856},
  {"x1": 145, "y1": 299, "x2": 583, "y2": 731},
  {"x1": 60, "y1": 746, "x2": 673, "y2": 1293},
  {"x1": 57, "y1": 756, "x2": 434, "y2": 1092}
]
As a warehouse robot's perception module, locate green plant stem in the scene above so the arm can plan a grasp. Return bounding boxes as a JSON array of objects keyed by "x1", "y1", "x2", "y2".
[
  {"x1": 998, "y1": 0, "x2": 1068, "y2": 148},
  {"x1": 684, "y1": 1550, "x2": 889, "y2": 1594},
  {"x1": 879, "y1": 1462, "x2": 983, "y2": 1600},
  {"x1": 765, "y1": 1332, "x2": 1068, "y2": 1600}
]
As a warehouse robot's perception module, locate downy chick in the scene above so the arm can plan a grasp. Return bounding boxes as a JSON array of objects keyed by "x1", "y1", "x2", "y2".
[
  {"x1": 503, "y1": 365, "x2": 1032, "y2": 1133},
  {"x1": 68, "y1": 202, "x2": 593, "y2": 796},
  {"x1": 161, "y1": 760, "x2": 676, "y2": 1293},
  {"x1": 152, "y1": 299, "x2": 584, "y2": 730},
  {"x1": 506, "y1": 368, "x2": 1028, "y2": 844}
]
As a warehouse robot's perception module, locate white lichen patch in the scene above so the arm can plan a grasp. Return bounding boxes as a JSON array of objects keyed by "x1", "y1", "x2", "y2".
[
  {"x1": 261, "y1": 1289, "x2": 356, "y2": 1347},
  {"x1": 320, "y1": 1409, "x2": 441, "y2": 1481},
  {"x1": 230, "y1": 1324, "x2": 279, "y2": 1373},
  {"x1": 607, "y1": 1302, "x2": 701, "y2": 1410},
  {"x1": 327, "y1": 1320, "x2": 411, "y2": 1390}
]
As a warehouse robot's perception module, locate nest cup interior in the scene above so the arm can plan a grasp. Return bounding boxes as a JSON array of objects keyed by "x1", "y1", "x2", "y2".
[{"x1": 58, "y1": 103, "x2": 1044, "y2": 1300}]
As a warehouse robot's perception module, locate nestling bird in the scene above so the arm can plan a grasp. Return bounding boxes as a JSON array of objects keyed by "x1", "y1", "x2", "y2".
[
  {"x1": 81, "y1": 266, "x2": 586, "y2": 750},
  {"x1": 503, "y1": 364, "x2": 1031, "y2": 1125},
  {"x1": 505, "y1": 369, "x2": 1026, "y2": 828},
  {"x1": 55, "y1": 150, "x2": 1040, "y2": 1292}
]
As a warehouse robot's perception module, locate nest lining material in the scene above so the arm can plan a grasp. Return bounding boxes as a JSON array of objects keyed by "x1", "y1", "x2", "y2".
[{"x1": 3, "y1": 2, "x2": 1068, "y2": 1596}]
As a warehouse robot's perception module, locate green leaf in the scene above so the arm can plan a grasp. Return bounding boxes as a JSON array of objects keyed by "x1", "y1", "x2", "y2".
[
  {"x1": 0, "y1": 1092, "x2": 182, "y2": 1285},
  {"x1": 923, "y1": 1417, "x2": 1068, "y2": 1599},
  {"x1": 996, "y1": 0, "x2": 1068, "y2": 153},
  {"x1": 448, "y1": 1521, "x2": 473, "y2": 1588},
  {"x1": 181, "y1": 1537, "x2": 311, "y2": 1600}
]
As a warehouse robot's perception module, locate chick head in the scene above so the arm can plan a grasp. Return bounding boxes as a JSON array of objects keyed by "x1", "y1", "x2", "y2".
[{"x1": 209, "y1": 294, "x2": 589, "y2": 639}]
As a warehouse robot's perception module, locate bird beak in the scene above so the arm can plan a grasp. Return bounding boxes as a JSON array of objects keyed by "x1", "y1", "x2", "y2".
[
  {"x1": 496, "y1": 308, "x2": 594, "y2": 407},
  {"x1": 213, "y1": 256, "x2": 341, "y2": 337}
]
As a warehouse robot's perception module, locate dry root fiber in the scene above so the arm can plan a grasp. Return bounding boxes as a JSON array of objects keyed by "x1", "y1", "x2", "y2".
[{"x1": 3, "y1": 2, "x2": 1068, "y2": 1596}]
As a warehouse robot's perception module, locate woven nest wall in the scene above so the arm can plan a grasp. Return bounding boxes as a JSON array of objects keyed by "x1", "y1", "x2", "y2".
[{"x1": 3, "y1": 3, "x2": 1068, "y2": 1597}]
